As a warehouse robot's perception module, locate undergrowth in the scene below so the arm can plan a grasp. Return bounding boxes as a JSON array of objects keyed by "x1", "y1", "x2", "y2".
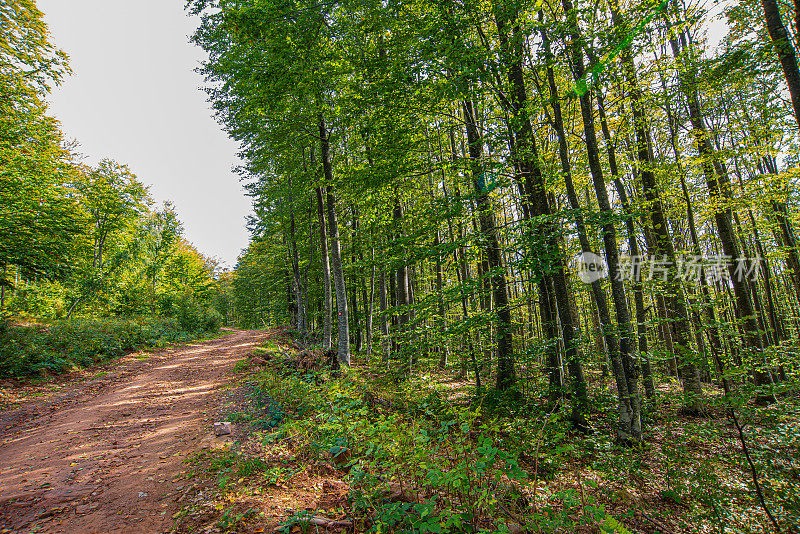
[
  {"x1": 0, "y1": 316, "x2": 221, "y2": 378},
  {"x1": 173, "y1": 338, "x2": 800, "y2": 533}
]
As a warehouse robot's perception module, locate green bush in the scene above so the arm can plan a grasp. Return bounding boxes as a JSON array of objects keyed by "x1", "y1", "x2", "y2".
[
  {"x1": 0, "y1": 315, "x2": 221, "y2": 378},
  {"x1": 173, "y1": 294, "x2": 223, "y2": 335},
  {"x1": 7, "y1": 280, "x2": 67, "y2": 320}
]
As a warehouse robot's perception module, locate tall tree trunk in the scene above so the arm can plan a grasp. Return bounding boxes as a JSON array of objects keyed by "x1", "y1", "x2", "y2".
[
  {"x1": 596, "y1": 92, "x2": 655, "y2": 400},
  {"x1": 605, "y1": 11, "x2": 700, "y2": 407},
  {"x1": 315, "y1": 186, "x2": 333, "y2": 351},
  {"x1": 770, "y1": 196, "x2": 800, "y2": 305},
  {"x1": 462, "y1": 100, "x2": 515, "y2": 390},
  {"x1": 287, "y1": 176, "x2": 305, "y2": 335},
  {"x1": 351, "y1": 210, "x2": 364, "y2": 352},
  {"x1": 379, "y1": 264, "x2": 390, "y2": 362},
  {"x1": 560, "y1": 0, "x2": 641, "y2": 440},
  {"x1": 304, "y1": 201, "x2": 314, "y2": 337},
  {"x1": 319, "y1": 114, "x2": 350, "y2": 366},
  {"x1": 367, "y1": 247, "x2": 376, "y2": 356},
  {"x1": 537, "y1": 12, "x2": 628, "y2": 433},
  {"x1": 434, "y1": 225, "x2": 449, "y2": 368},
  {"x1": 393, "y1": 193, "x2": 412, "y2": 370},
  {"x1": 492, "y1": 6, "x2": 590, "y2": 409},
  {"x1": 665, "y1": 18, "x2": 769, "y2": 390},
  {"x1": 760, "y1": 0, "x2": 800, "y2": 129},
  {"x1": 657, "y1": 59, "x2": 727, "y2": 369},
  {"x1": 449, "y1": 176, "x2": 478, "y2": 382}
]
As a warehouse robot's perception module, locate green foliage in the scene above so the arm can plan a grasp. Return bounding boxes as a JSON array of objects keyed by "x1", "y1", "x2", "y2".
[
  {"x1": 6, "y1": 279, "x2": 67, "y2": 319},
  {"x1": 173, "y1": 292, "x2": 223, "y2": 335},
  {"x1": 0, "y1": 1, "x2": 226, "y2": 366},
  {"x1": 1, "y1": 1, "x2": 78, "y2": 283},
  {"x1": 600, "y1": 515, "x2": 634, "y2": 534},
  {"x1": 0, "y1": 316, "x2": 220, "y2": 378},
  {"x1": 246, "y1": 361, "x2": 671, "y2": 533}
]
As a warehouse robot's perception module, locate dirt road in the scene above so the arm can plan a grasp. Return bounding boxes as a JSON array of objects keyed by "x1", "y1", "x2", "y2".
[{"x1": 0, "y1": 328, "x2": 274, "y2": 534}]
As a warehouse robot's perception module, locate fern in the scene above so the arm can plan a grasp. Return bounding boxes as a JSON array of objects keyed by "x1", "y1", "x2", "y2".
[{"x1": 601, "y1": 514, "x2": 634, "y2": 534}]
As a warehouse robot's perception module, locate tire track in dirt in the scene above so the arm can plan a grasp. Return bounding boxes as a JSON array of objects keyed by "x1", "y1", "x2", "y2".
[{"x1": 0, "y1": 328, "x2": 277, "y2": 533}]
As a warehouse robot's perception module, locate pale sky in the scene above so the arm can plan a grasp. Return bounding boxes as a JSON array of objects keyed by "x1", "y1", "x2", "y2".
[{"x1": 39, "y1": 0, "x2": 252, "y2": 268}]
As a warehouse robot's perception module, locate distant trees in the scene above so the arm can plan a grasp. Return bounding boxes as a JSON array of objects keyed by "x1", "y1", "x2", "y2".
[
  {"x1": 79, "y1": 160, "x2": 148, "y2": 271},
  {"x1": 0, "y1": 0, "x2": 77, "y2": 297},
  {"x1": 0, "y1": 0, "x2": 222, "y2": 324}
]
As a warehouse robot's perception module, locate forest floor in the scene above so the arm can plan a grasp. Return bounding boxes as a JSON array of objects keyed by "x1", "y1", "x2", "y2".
[
  {"x1": 0, "y1": 328, "x2": 277, "y2": 534},
  {"x1": 1, "y1": 329, "x2": 797, "y2": 534}
]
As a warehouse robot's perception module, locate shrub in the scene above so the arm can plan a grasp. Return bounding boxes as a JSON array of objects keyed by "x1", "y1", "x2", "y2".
[
  {"x1": 0, "y1": 315, "x2": 221, "y2": 378},
  {"x1": 7, "y1": 280, "x2": 67, "y2": 320},
  {"x1": 173, "y1": 294, "x2": 223, "y2": 335}
]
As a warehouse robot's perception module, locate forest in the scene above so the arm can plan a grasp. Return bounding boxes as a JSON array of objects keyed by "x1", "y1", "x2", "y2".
[
  {"x1": 3, "y1": 0, "x2": 800, "y2": 532},
  {"x1": 0, "y1": 2, "x2": 227, "y2": 376}
]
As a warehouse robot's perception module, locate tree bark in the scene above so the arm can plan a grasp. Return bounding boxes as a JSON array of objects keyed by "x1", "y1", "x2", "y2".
[
  {"x1": 393, "y1": 193, "x2": 412, "y2": 369},
  {"x1": 760, "y1": 0, "x2": 800, "y2": 129},
  {"x1": 665, "y1": 17, "x2": 768, "y2": 390},
  {"x1": 605, "y1": 10, "x2": 699, "y2": 406},
  {"x1": 287, "y1": 176, "x2": 305, "y2": 335},
  {"x1": 492, "y1": 5, "x2": 591, "y2": 407},
  {"x1": 379, "y1": 264, "x2": 390, "y2": 361},
  {"x1": 434, "y1": 225, "x2": 449, "y2": 368},
  {"x1": 462, "y1": 100, "x2": 515, "y2": 390},
  {"x1": 319, "y1": 114, "x2": 350, "y2": 366},
  {"x1": 315, "y1": 186, "x2": 333, "y2": 351},
  {"x1": 367, "y1": 247, "x2": 376, "y2": 355},
  {"x1": 559, "y1": 0, "x2": 640, "y2": 440},
  {"x1": 596, "y1": 92, "x2": 654, "y2": 400}
]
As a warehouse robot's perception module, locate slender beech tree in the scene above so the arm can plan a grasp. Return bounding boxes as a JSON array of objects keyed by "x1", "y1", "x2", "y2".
[
  {"x1": 560, "y1": 0, "x2": 641, "y2": 440},
  {"x1": 320, "y1": 115, "x2": 350, "y2": 367}
]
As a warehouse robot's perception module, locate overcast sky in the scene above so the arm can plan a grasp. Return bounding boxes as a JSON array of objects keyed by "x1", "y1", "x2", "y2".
[{"x1": 39, "y1": 0, "x2": 251, "y2": 268}]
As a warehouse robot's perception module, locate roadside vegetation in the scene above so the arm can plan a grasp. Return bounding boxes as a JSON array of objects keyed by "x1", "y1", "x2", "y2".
[
  {"x1": 173, "y1": 335, "x2": 800, "y2": 533},
  {"x1": 0, "y1": 311, "x2": 222, "y2": 379},
  {"x1": 5, "y1": 0, "x2": 800, "y2": 532},
  {"x1": 182, "y1": 0, "x2": 800, "y2": 529}
]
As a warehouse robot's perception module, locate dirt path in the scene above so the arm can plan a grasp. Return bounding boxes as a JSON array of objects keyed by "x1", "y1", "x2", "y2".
[{"x1": 0, "y1": 328, "x2": 276, "y2": 534}]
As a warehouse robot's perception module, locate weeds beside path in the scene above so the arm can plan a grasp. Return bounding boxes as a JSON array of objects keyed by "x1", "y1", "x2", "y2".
[{"x1": 0, "y1": 328, "x2": 277, "y2": 534}]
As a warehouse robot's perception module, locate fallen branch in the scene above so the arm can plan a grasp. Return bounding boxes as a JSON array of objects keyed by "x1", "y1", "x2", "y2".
[
  {"x1": 273, "y1": 516, "x2": 353, "y2": 532},
  {"x1": 638, "y1": 510, "x2": 677, "y2": 534},
  {"x1": 308, "y1": 517, "x2": 353, "y2": 528}
]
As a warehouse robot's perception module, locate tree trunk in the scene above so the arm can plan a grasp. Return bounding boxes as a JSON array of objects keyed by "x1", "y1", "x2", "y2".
[
  {"x1": 449, "y1": 176, "x2": 477, "y2": 382},
  {"x1": 393, "y1": 193, "x2": 412, "y2": 370},
  {"x1": 604, "y1": 12, "x2": 699, "y2": 407},
  {"x1": 462, "y1": 100, "x2": 515, "y2": 390},
  {"x1": 760, "y1": 0, "x2": 800, "y2": 129},
  {"x1": 287, "y1": 176, "x2": 305, "y2": 335},
  {"x1": 315, "y1": 186, "x2": 333, "y2": 351},
  {"x1": 492, "y1": 6, "x2": 592, "y2": 407},
  {"x1": 351, "y1": 211, "x2": 364, "y2": 352},
  {"x1": 367, "y1": 247, "x2": 376, "y2": 355},
  {"x1": 665, "y1": 18, "x2": 768, "y2": 390},
  {"x1": 658, "y1": 59, "x2": 727, "y2": 371},
  {"x1": 560, "y1": 0, "x2": 640, "y2": 440},
  {"x1": 379, "y1": 264, "x2": 390, "y2": 361},
  {"x1": 319, "y1": 114, "x2": 350, "y2": 367},
  {"x1": 434, "y1": 226, "x2": 449, "y2": 368},
  {"x1": 535, "y1": 12, "x2": 625, "y2": 432}
]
